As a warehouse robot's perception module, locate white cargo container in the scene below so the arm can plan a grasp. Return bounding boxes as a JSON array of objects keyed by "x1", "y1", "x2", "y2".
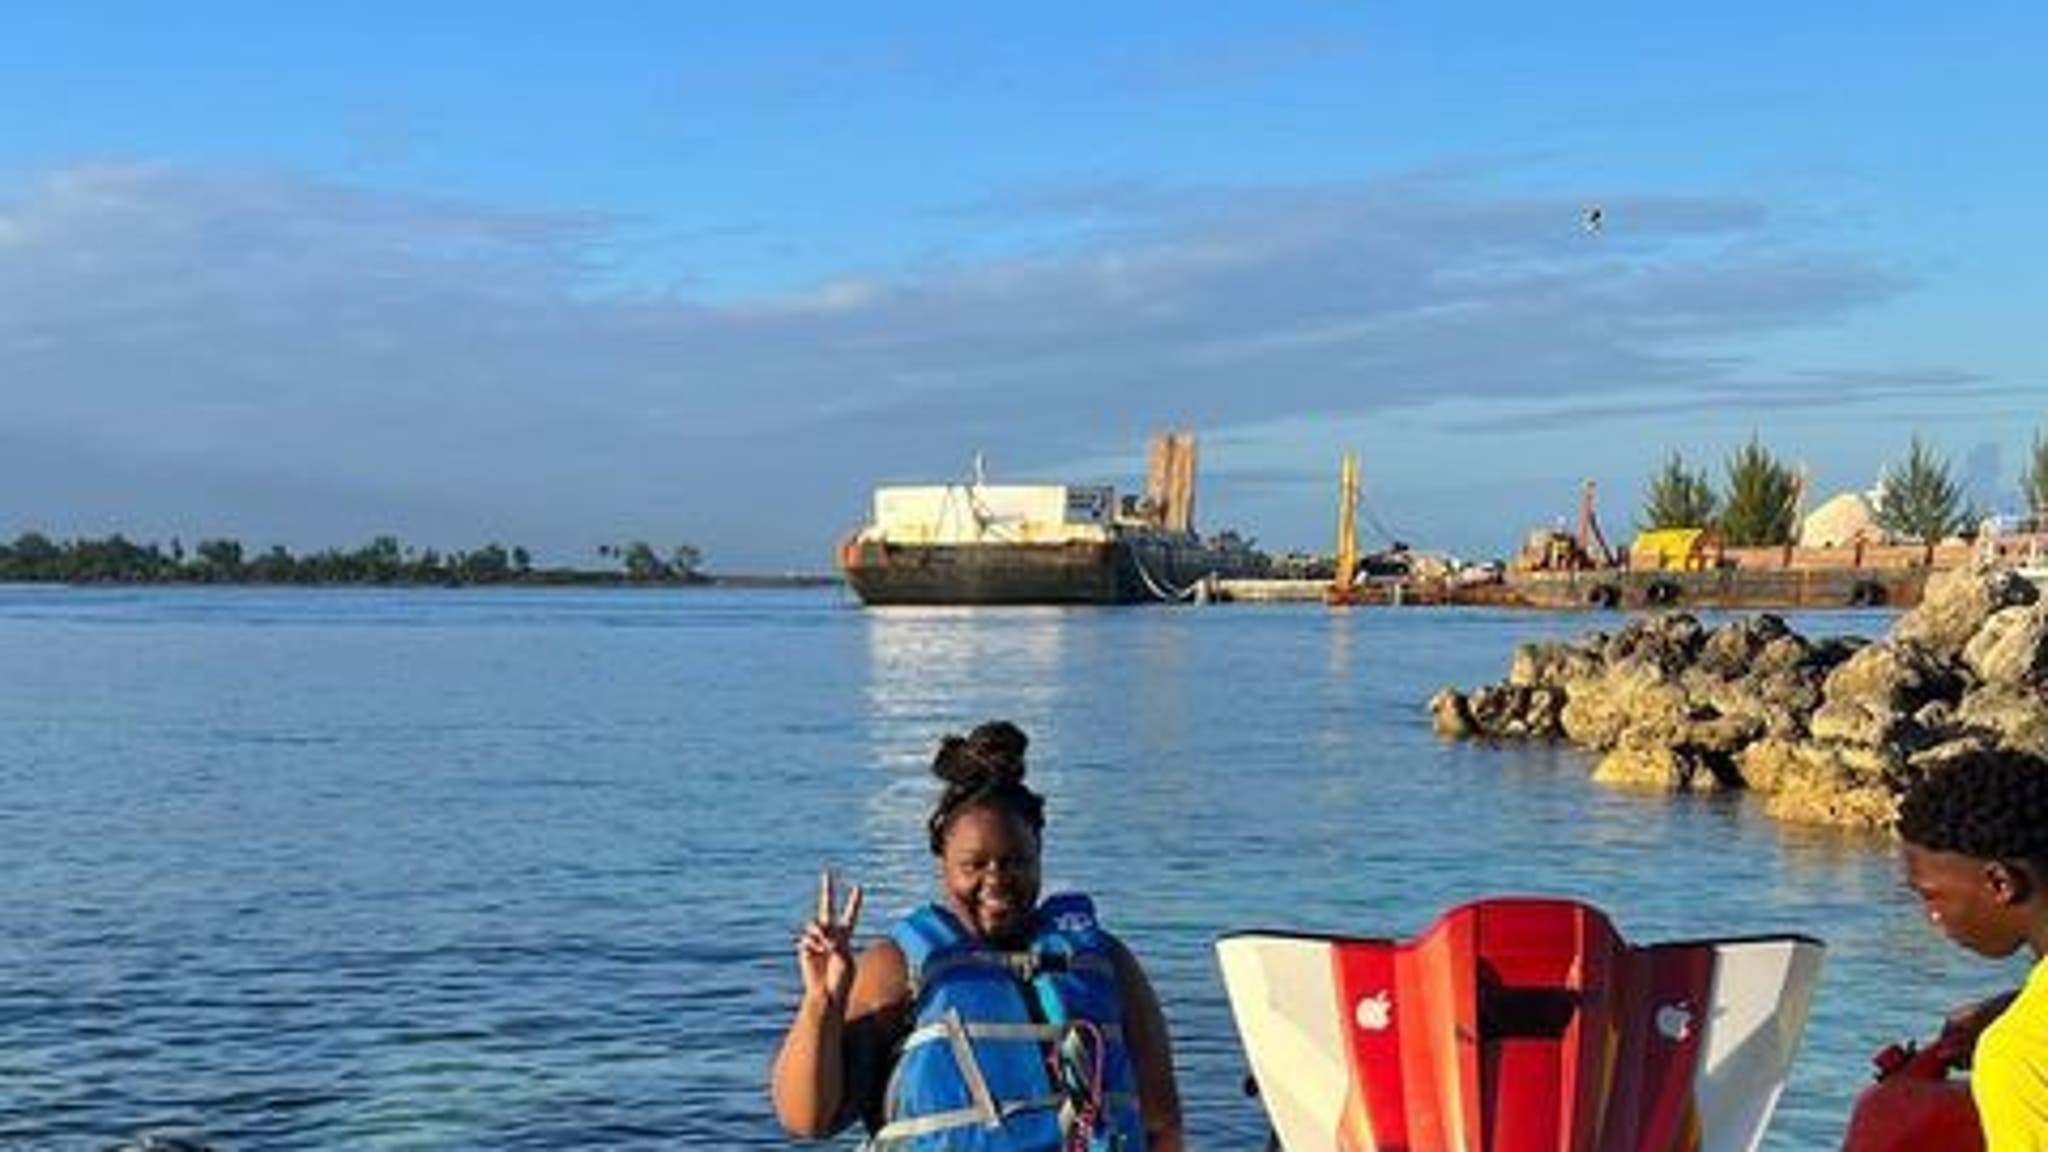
[{"x1": 864, "y1": 484, "x2": 1117, "y2": 545}]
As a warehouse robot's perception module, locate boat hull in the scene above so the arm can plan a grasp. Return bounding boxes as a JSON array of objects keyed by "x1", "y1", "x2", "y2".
[
  {"x1": 1501, "y1": 566, "x2": 1932, "y2": 610},
  {"x1": 839, "y1": 536, "x2": 1256, "y2": 605}
]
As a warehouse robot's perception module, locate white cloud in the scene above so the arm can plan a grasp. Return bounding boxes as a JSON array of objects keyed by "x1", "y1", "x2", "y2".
[{"x1": 0, "y1": 162, "x2": 1962, "y2": 566}]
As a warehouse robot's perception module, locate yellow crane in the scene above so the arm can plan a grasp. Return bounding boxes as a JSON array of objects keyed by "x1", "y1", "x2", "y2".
[{"x1": 1327, "y1": 451, "x2": 1360, "y2": 605}]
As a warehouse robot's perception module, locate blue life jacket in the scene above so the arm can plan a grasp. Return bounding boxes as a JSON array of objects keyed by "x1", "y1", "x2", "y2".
[{"x1": 873, "y1": 892, "x2": 1146, "y2": 1152}]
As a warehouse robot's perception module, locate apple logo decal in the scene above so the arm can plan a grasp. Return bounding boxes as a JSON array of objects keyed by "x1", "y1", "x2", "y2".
[
  {"x1": 1655, "y1": 1001, "x2": 1694, "y2": 1043},
  {"x1": 1355, "y1": 990, "x2": 1393, "y2": 1032}
]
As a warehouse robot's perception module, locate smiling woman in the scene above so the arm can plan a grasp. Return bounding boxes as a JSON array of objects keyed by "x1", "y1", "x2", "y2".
[{"x1": 768, "y1": 720, "x2": 1185, "y2": 1151}]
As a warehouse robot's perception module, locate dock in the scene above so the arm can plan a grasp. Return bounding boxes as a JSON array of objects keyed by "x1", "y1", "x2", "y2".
[{"x1": 1217, "y1": 565, "x2": 1936, "y2": 611}]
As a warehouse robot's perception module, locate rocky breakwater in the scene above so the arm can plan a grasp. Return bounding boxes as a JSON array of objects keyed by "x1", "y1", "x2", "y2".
[{"x1": 1429, "y1": 565, "x2": 2048, "y2": 829}]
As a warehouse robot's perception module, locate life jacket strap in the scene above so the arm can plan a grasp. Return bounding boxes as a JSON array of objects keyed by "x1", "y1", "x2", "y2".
[
  {"x1": 866, "y1": 1092, "x2": 1139, "y2": 1148},
  {"x1": 941, "y1": 1006, "x2": 999, "y2": 1129},
  {"x1": 915, "y1": 949, "x2": 1116, "y2": 992},
  {"x1": 897, "y1": 1019, "x2": 1125, "y2": 1055},
  {"x1": 868, "y1": 1093, "x2": 1063, "y2": 1146}
]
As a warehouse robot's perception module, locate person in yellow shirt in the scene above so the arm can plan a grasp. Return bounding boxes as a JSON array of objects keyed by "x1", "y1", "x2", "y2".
[{"x1": 1899, "y1": 748, "x2": 2048, "y2": 1150}]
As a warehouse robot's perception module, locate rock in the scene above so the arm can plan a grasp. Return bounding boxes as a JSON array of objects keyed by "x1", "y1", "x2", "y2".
[
  {"x1": 1696, "y1": 615, "x2": 1793, "y2": 679},
  {"x1": 1956, "y1": 686, "x2": 2048, "y2": 756},
  {"x1": 1593, "y1": 741, "x2": 1737, "y2": 792},
  {"x1": 1735, "y1": 738, "x2": 1804, "y2": 794},
  {"x1": 1466, "y1": 684, "x2": 1516, "y2": 735},
  {"x1": 1430, "y1": 687, "x2": 1474, "y2": 739},
  {"x1": 1442, "y1": 683, "x2": 1577, "y2": 741},
  {"x1": 1677, "y1": 712, "x2": 1767, "y2": 756},
  {"x1": 1558, "y1": 693, "x2": 1623, "y2": 748},
  {"x1": 1809, "y1": 699, "x2": 1934, "y2": 750},
  {"x1": 1834, "y1": 740, "x2": 1907, "y2": 785},
  {"x1": 1437, "y1": 572, "x2": 2047, "y2": 830},
  {"x1": 1915, "y1": 698, "x2": 1959, "y2": 732},
  {"x1": 1603, "y1": 613, "x2": 1706, "y2": 673},
  {"x1": 1507, "y1": 642, "x2": 1548, "y2": 688},
  {"x1": 1694, "y1": 669, "x2": 1821, "y2": 741},
  {"x1": 1894, "y1": 565, "x2": 2040, "y2": 662},
  {"x1": 1469, "y1": 685, "x2": 1522, "y2": 736},
  {"x1": 1560, "y1": 660, "x2": 1689, "y2": 750},
  {"x1": 1613, "y1": 684, "x2": 1707, "y2": 748},
  {"x1": 1962, "y1": 604, "x2": 2048, "y2": 689},
  {"x1": 1907, "y1": 733, "x2": 1999, "y2": 773},
  {"x1": 1752, "y1": 634, "x2": 1818, "y2": 677},
  {"x1": 1821, "y1": 640, "x2": 1962, "y2": 713},
  {"x1": 1758, "y1": 670, "x2": 1824, "y2": 731},
  {"x1": 1740, "y1": 738, "x2": 1904, "y2": 825},
  {"x1": 1508, "y1": 640, "x2": 1603, "y2": 689},
  {"x1": 1524, "y1": 686, "x2": 1569, "y2": 738},
  {"x1": 1764, "y1": 761, "x2": 1900, "y2": 829},
  {"x1": 1808, "y1": 636, "x2": 1867, "y2": 673}
]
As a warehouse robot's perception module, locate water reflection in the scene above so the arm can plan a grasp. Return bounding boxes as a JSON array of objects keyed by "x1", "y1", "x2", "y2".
[
  {"x1": 857, "y1": 608, "x2": 1074, "y2": 909},
  {"x1": 1127, "y1": 610, "x2": 1192, "y2": 751},
  {"x1": 1325, "y1": 605, "x2": 1354, "y2": 682}
]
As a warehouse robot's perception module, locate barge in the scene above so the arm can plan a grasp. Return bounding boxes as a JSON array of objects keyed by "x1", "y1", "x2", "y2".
[{"x1": 839, "y1": 434, "x2": 1265, "y2": 606}]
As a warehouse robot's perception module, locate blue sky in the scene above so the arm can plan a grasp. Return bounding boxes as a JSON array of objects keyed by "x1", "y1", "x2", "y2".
[{"x1": 3, "y1": 2, "x2": 2042, "y2": 569}]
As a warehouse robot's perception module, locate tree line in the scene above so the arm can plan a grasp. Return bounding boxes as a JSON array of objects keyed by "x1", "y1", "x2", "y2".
[
  {"x1": 1638, "y1": 426, "x2": 2048, "y2": 546},
  {"x1": 0, "y1": 533, "x2": 709, "y2": 586}
]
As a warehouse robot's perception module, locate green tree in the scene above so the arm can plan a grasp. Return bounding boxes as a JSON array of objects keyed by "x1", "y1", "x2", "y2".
[
  {"x1": 621, "y1": 540, "x2": 665, "y2": 582},
  {"x1": 5, "y1": 531, "x2": 61, "y2": 580},
  {"x1": 407, "y1": 547, "x2": 445, "y2": 583},
  {"x1": 2024, "y1": 425, "x2": 2048, "y2": 517},
  {"x1": 1637, "y1": 452, "x2": 1719, "y2": 531},
  {"x1": 354, "y1": 535, "x2": 404, "y2": 583},
  {"x1": 68, "y1": 534, "x2": 164, "y2": 582},
  {"x1": 1717, "y1": 436, "x2": 1800, "y2": 546},
  {"x1": 457, "y1": 543, "x2": 511, "y2": 583},
  {"x1": 1875, "y1": 435, "x2": 1967, "y2": 544},
  {"x1": 194, "y1": 538, "x2": 245, "y2": 581},
  {"x1": 671, "y1": 544, "x2": 704, "y2": 581},
  {"x1": 248, "y1": 545, "x2": 297, "y2": 582}
]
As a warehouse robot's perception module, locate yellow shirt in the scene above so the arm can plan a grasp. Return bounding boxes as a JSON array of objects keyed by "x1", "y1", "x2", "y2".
[{"x1": 1976, "y1": 956, "x2": 2048, "y2": 1152}]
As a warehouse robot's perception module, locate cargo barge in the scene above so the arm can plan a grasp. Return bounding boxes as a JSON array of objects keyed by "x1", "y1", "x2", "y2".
[
  {"x1": 838, "y1": 434, "x2": 1265, "y2": 606},
  {"x1": 840, "y1": 532, "x2": 1261, "y2": 606},
  {"x1": 1499, "y1": 563, "x2": 1933, "y2": 610}
]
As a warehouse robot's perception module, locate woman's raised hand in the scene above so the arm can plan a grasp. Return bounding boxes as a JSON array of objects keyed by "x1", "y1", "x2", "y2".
[{"x1": 798, "y1": 867, "x2": 864, "y2": 1007}]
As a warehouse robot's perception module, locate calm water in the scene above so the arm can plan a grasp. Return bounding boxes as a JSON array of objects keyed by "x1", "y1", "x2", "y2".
[{"x1": 0, "y1": 586, "x2": 2027, "y2": 1149}]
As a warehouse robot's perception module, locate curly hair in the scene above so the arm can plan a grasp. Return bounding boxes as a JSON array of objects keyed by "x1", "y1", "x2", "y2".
[
  {"x1": 926, "y1": 720, "x2": 1046, "y2": 855},
  {"x1": 1898, "y1": 748, "x2": 2048, "y2": 873}
]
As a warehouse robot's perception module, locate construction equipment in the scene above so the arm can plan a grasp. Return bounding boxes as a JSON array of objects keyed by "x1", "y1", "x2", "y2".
[
  {"x1": 1514, "y1": 479, "x2": 1621, "y2": 573},
  {"x1": 1327, "y1": 452, "x2": 1361, "y2": 605},
  {"x1": 1577, "y1": 479, "x2": 1617, "y2": 568}
]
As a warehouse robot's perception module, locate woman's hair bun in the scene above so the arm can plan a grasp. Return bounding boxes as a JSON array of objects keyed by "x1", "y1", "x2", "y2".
[{"x1": 932, "y1": 720, "x2": 1029, "y2": 788}]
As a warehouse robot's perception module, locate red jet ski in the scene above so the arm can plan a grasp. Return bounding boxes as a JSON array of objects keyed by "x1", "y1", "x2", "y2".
[{"x1": 1217, "y1": 898, "x2": 1825, "y2": 1151}]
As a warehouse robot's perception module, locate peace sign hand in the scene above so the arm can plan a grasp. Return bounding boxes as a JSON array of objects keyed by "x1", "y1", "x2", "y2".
[{"x1": 798, "y1": 868, "x2": 864, "y2": 1008}]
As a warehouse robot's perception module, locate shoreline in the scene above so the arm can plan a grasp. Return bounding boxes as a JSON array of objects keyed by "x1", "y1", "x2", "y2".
[{"x1": 0, "y1": 573, "x2": 844, "y2": 591}]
